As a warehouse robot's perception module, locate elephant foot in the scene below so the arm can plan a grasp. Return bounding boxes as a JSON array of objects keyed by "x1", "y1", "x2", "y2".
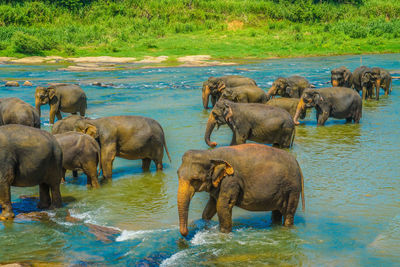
[
  {"x1": 293, "y1": 120, "x2": 300, "y2": 126},
  {"x1": 0, "y1": 211, "x2": 15, "y2": 220},
  {"x1": 219, "y1": 227, "x2": 232, "y2": 234},
  {"x1": 209, "y1": 142, "x2": 217, "y2": 148},
  {"x1": 37, "y1": 202, "x2": 51, "y2": 210}
]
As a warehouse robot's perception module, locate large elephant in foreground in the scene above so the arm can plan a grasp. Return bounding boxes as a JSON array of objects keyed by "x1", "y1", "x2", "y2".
[
  {"x1": 202, "y1": 75, "x2": 257, "y2": 109},
  {"x1": 0, "y1": 125, "x2": 63, "y2": 219},
  {"x1": 205, "y1": 100, "x2": 295, "y2": 148},
  {"x1": 371, "y1": 67, "x2": 392, "y2": 98},
  {"x1": 219, "y1": 85, "x2": 268, "y2": 104},
  {"x1": 74, "y1": 116, "x2": 171, "y2": 179},
  {"x1": 293, "y1": 87, "x2": 362, "y2": 126},
  {"x1": 331, "y1": 66, "x2": 353, "y2": 88},
  {"x1": 0, "y1": 97, "x2": 40, "y2": 128},
  {"x1": 352, "y1": 66, "x2": 376, "y2": 100},
  {"x1": 266, "y1": 76, "x2": 312, "y2": 99},
  {"x1": 35, "y1": 84, "x2": 87, "y2": 124},
  {"x1": 177, "y1": 144, "x2": 305, "y2": 236}
]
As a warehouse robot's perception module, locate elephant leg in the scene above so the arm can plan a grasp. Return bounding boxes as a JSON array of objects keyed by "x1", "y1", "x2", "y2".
[
  {"x1": 216, "y1": 182, "x2": 240, "y2": 233},
  {"x1": 211, "y1": 95, "x2": 217, "y2": 107},
  {"x1": 101, "y1": 145, "x2": 116, "y2": 181},
  {"x1": 283, "y1": 192, "x2": 300, "y2": 226},
  {"x1": 0, "y1": 177, "x2": 14, "y2": 219},
  {"x1": 202, "y1": 196, "x2": 217, "y2": 220},
  {"x1": 72, "y1": 170, "x2": 78, "y2": 178},
  {"x1": 230, "y1": 132, "x2": 237, "y2": 146},
  {"x1": 154, "y1": 159, "x2": 163, "y2": 171},
  {"x1": 317, "y1": 111, "x2": 329, "y2": 126},
  {"x1": 38, "y1": 183, "x2": 51, "y2": 209},
  {"x1": 50, "y1": 183, "x2": 62, "y2": 209},
  {"x1": 375, "y1": 85, "x2": 379, "y2": 100},
  {"x1": 142, "y1": 158, "x2": 151, "y2": 172},
  {"x1": 233, "y1": 130, "x2": 247, "y2": 145},
  {"x1": 362, "y1": 88, "x2": 367, "y2": 100},
  {"x1": 346, "y1": 117, "x2": 352, "y2": 123},
  {"x1": 271, "y1": 210, "x2": 283, "y2": 225},
  {"x1": 61, "y1": 168, "x2": 66, "y2": 183},
  {"x1": 49, "y1": 106, "x2": 58, "y2": 124},
  {"x1": 83, "y1": 163, "x2": 100, "y2": 188},
  {"x1": 56, "y1": 110, "x2": 62, "y2": 121},
  {"x1": 80, "y1": 105, "x2": 86, "y2": 117}
]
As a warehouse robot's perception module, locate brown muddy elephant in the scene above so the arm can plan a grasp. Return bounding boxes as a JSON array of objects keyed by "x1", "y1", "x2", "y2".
[
  {"x1": 266, "y1": 76, "x2": 312, "y2": 99},
  {"x1": 54, "y1": 132, "x2": 101, "y2": 188},
  {"x1": 371, "y1": 67, "x2": 392, "y2": 99},
  {"x1": 202, "y1": 75, "x2": 257, "y2": 109},
  {"x1": 352, "y1": 66, "x2": 376, "y2": 100},
  {"x1": 205, "y1": 100, "x2": 295, "y2": 148},
  {"x1": 266, "y1": 97, "x2": 307, "y2": 119},
  {"x1": 177, "y1": 144, "x2": 305, "y2": 236},
  {"x1": 293, "y1": 87, "x2": 362, "y2": 126},
  {"x1": 0, "y1": 97, "x2": 40, "y2": 128},
  {"x1": 74, "y1": 116, "x2": 171, "y2": 179},
  {"x1": 0, "y1": 125, "x2": 63, "y2": 219},
  {"x1": 219, "y1": 85, "x2": 268, "y2": 104},
  {"x1": 52, "y1": 115, "x2": 86, "y2": 134},
  {"x1": 331, "y1": 66, "x2": 353, "y2": 88},
  {"x1": 35, "y1": 84, "x2": 87, "y2": 124}
]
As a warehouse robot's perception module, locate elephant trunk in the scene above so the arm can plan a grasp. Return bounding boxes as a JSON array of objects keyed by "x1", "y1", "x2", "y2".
[
  {"x1": 376, "y1": 79, "x2": 381, "y2": 89},
  {"x1": 204, "y1": 113, "x2": 217, "y2": 147},
  {"x1": 202, "y1": 85, "x2": 211, "y2": 109},
  {"x1": 266, "y1": 86, "x2": 276, "y2": 99},
  {"x1": 293, "y1": 98, "x2": 306, "y2": 125},
  {"x1": 35, "y1": 99, "x2": 41, "y2": 117},
  {"x1": 332, "y1": 79, "x2": 339, "y2": 87},
  {"x1": 177, "y1": 179, "x2": 195, "y2": 237}
]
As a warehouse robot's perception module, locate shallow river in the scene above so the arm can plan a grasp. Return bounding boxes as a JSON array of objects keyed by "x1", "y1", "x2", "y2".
[{"x1": 0, "y1": 54, "x2": 399, "y2": 266}]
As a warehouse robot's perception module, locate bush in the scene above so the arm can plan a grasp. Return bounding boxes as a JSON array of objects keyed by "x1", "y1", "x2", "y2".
[{"x1": 11, "y1": 31, "x2": 43, "y2": 54}]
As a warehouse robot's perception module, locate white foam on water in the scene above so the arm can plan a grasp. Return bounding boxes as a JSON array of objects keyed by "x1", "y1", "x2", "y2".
[
  {"x1": 190, "y1": 226, "x2": 232, "y2": 246},
  {"x1": 116, "y1": 228, "x2": 173, "y2": 242},
  {"x1": 160, "y1": 250, "x2": 189, "y2": 267}
]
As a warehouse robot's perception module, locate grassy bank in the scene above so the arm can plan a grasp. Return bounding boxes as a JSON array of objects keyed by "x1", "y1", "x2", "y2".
[{"x1": 0, "y1": 0, "x2": 400, "y2": 59}]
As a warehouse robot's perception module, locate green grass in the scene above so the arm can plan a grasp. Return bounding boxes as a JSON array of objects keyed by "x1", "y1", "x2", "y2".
[{"x1": 0, "y1": 0, "x2": 400, "y2": 59}]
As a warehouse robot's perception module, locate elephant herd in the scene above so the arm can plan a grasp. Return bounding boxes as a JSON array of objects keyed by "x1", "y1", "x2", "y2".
[{"x1": 0, "y1": 65, "x2": 393, "y2": 237}]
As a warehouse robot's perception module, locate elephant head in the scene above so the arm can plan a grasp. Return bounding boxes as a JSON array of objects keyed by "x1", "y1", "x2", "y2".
[
  {"x1": 202, "y1": 77, "x2": 225, "y2": 109},
  {"x1": 331, "y1": 66, "x2": 352, "y2": 87},
  {"x1": 74, "y1": 119, "x2": 99, "y2": 139},
  {"x1": 177, "y1": 150, "x2": 234, "y2": 236},
  {"x1": 35, "y1": 86, "x2": 56, "y2": 117},
  {"x1": 371, "y1": 67, "x2": 382, "y2": 89},
  {"x1": 361, "y1": 70, "x2": 375, "y2": 91},
  {"x1": 204, "y1": 100, "x2": 233, "y2": 147},
  {"x1": 293, "y1": 89, "x2": 324, "y2": 125},
  {"x1": 267, "y1": 77, "x2": 288, "y2": 99}
]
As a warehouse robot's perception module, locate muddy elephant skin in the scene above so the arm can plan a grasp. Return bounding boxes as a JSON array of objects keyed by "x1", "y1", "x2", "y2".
[
  {"x1": 74, "y1": 116, "x2": 171, "y2": 179},
  {"x1": 267, "y1": 76, "x2": 312, "y2": 99},
  {"x1": 293, "y1": 87, "x2": 362, "y2": 126},
  {"x1": 177, "y1": 144, "x2": 305, "y2": 236},
  {"x1": 52, "y1": 115, "x2": 86, "y2": 134},
  {"x1": 0, "y1": 125, "x2": 63, "y2": 220},
  {"x1": 35, "y1": 84, "x2": 87, "y2": 124},
  {"x1": 331, "y1": 66, "x2": 353, "y2": 88},
  {"x1": 219, "y1": 85, "x2": 268, "y2": 104},
  {"x1": 266, "y1": 97, "x2": 307, "y2": 119},
  {"x1": 0, "y1": 97, "x2": 40, "y2": 128},
  {"x1": 371, "y1": 67, "x2": 392, "y2": 99},
  {"x1": 205, "y1": 100, "x2": 295, "y2": 148},
  {"x1": 202, "y1": 75, "x2": 257, "y2": 109},
  {"x1": 55, "y1": 132, "x2": 101, "y2": 188}
]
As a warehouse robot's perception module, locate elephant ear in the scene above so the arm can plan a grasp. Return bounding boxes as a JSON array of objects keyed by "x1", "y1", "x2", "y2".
[
  {"x1": 84, "y1": 123, "x2": 99, "y2": 139},
  {"x1": 313, "y1": 92, "x2": 324, "y2": 105},
  {"x1": 223, "y1": 102, "x2": 234, "y2": 124},
  {"x1": 209, "y1": 159, "x2": 234, "y2": 188},
  {"x1": 48, "y1": 88, "x2": 56, "y2": 100},
  {"x1": 217, "y1": 81, "x2": 226, "y2": 92},
  {"x1": 344, "y1": 70, "x2": 351, "y2": 83}
]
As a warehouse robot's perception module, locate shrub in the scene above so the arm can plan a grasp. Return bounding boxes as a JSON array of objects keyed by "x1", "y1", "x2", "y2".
[
  {"x1": 11, "y1": 31, "x2": 43, "y2": 54},
  {"x1": 64, "y1": 44, "x2": 76, "y2": 56}
]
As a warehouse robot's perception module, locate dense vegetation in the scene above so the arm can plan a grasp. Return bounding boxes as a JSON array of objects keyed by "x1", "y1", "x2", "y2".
[{"x1": 0, "y1": 0, "x2": 399, "y2": 59}]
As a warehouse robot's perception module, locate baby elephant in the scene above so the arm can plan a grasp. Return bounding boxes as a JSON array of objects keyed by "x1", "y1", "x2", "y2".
[
  {"x1": 54, "y1": 132, "x2": 101, "y2": 188},
  {"x1": 177, "y1": 144, "x2": 305, "y2": 236},
  {"x1": 0, "y1": 125, "x2": 63, "y2": 219},
  {"x1": 205, "y1": 100, "x2": 295, "y2": 148}
]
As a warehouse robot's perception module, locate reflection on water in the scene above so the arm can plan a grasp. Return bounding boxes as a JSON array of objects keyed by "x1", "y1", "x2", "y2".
[{"x1": 0, "y1": 54, "x2": 400, "y2": 265}]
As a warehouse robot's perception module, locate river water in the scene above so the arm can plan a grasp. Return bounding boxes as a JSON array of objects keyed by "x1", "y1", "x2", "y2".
[{"x1": 0, "y1": 54, "x2": 399, "y2": 266}]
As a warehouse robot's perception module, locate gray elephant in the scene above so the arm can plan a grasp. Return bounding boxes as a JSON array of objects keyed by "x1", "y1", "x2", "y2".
[
  {"x1": 205, "y1": 100, "x2": 295, "y2": 148},
  {"x1": 177, "y1": 143, "x2": 305, "y2": 236},
  {"x1": 54, "y1": 132, "x2": 101, "y2": 188},
  {"x1": 202, "y1": 75, "x2": 257, "y2": 109},
  {"x1": 0, "y1": 125, "x2": 63, "y2": 219},
  {"x1": 219, "y1": 85, "x2": 268, "y2": 104},
  {"x1": 352, "y1": 66, "x2": 376, "y2": 100},
  {"x1": 74, "y1": 116, "x2": 171, "y2": 180},
  {"x1": 371, "y1": 67, "x2": 392, "y2": 98},
  {"x1": 52, "y1": 115, "x2": 86, "y2": 134},
  {"x1": 266, "y1": 97, "x2": 307, "y2": 119},
  {"x1": 331, "y1": 66, "x2": 353, "y2": 88},
  {"x1": 35, "y1": 84, "x2": 87, "y2": 124},
  {"x1": 266, "y1": 76, "x2": 312, "y2": 99},
  {"x1": 293, "y1": 87, "x2": 362, "y2": 126},
  {"x1": 0, "y1": 97, "x2": 40, "y2": 128}
]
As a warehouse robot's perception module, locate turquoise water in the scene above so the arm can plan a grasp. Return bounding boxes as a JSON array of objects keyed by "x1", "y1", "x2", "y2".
[{"x1": 0, "y1": 54, "x2": 399, "y2": 266}]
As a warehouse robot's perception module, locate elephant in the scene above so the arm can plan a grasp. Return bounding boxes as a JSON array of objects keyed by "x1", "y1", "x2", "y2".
[
  {"x1": 52, "y1": 115, "x2": 86, "y2": 134},
  {"x1": 219, "y1": 85, "x2": 268, "y2": 104},
  {"x1": 74, "y1": 115, "x2": 171, "y2": 179},
  {"x1": 177, "y1": 143, "x2": 305, "y2": 236},
  {"x1": 293, "y1": 87, "x2": 362, "y2": 126},
  {"x1": 0, "y1": 124, "x2": 63, "y2": 219},
  {"x1": 0, "y1": 97, "x2": 40, "y2": 128},
  {"x1": 352, "y1": 66, "x2": 376, "y2": 100},
  {"x1": 202, "y1": 75, "x2": 257, "y2": 109},
  {"x1": 371, "y1": 67, "x2": 392, "y2": 98},
  {"x1": 266, "y1": 97, "x2": 307, "y2": 119},
  {"x1": 54, "y1": 132, "x2": 101, "y2": 188},
  {"x1": 205, "y1": 100, "x2": 295, "y2": 148},
  {"x1": 266, "y1": 76, "x2": 313, "y2": 99},
  {"x1": 331, "y1": 66, "x2": 353, "y2": 88},
  {"x1": 35, "y1": 84, "x2": 87, "y2": 124}
]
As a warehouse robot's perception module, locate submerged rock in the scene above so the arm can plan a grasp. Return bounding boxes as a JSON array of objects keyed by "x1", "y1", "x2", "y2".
[
  {"x1": 22, "y1": 81, "x2": 32, "y2": 86},
  {"x1": 5, "y1": 81, "x2": 19, "y2": 87}
]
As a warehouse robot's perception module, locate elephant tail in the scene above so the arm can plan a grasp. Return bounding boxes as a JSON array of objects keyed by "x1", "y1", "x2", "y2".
[
  {"x1": 390, "y1": 78, "x2": 393, "y2": 93},
  {"x1": 299, "y1": 166, "x2": 305, "y2": 212},
  {"x1": 162, "y1": 130, "x2": 172, "y2": 163},
  {"x1": 290, "y1": 127, "x2": 296, "y2": 148}
]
